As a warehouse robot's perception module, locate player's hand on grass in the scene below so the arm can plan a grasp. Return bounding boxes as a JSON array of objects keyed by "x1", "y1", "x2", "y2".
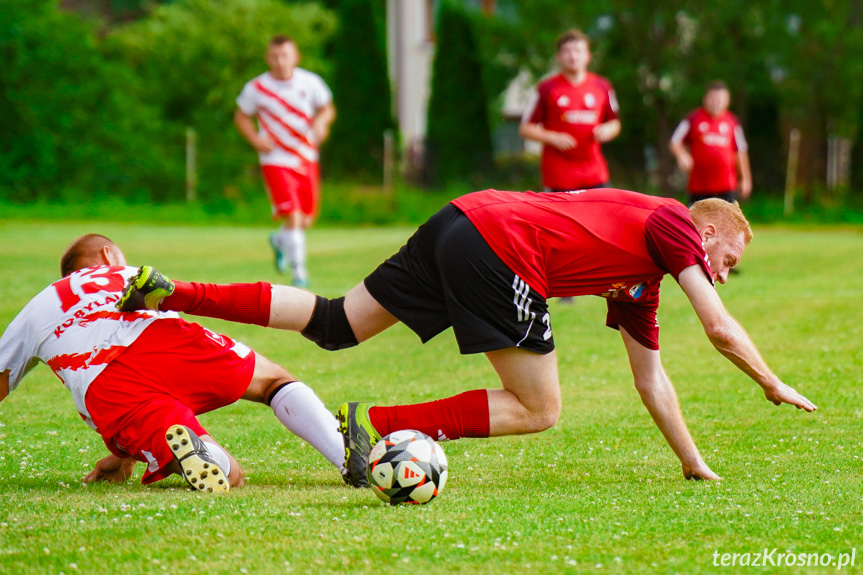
[
  {"x1": 764, "y1": 382, "x2": 817, "y2": 412},
  {"x1": 682, "y1": 461, "x2": 721, "y2": 481},
  {"x1": 547, "y1": 131, "x2": 577, "y2": 151},
  {"x1": 84, "y1": 454, "x2": 137, "y2": 483}
]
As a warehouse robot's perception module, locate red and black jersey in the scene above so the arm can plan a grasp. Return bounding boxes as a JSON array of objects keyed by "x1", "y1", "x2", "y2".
[
  {"x1": 522, "y1": 72, "x2": 619, "y2": 190},
  {"x1": 671, "y1": 108, "x2": 748, "y2": 194},
  {"x1": 451, "y1": 189, "x2": 713, "y2": 350}
]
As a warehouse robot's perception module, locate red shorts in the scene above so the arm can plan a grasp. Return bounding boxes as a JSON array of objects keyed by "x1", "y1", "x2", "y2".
[
  {"x1": 261, "y1": 163, "x2": 320, "y2": 218},
  {"x1": 85, "y1": 318, "x2": 255, "y2": 484}
]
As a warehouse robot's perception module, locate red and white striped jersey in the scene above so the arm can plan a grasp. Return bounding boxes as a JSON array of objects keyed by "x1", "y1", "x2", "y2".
[
  {"x1": 0, "y1": 266, "x2": 179, "y2": 428},
  {"x1": 236, "y1": 70, "x2": 333, "y2": 169}
]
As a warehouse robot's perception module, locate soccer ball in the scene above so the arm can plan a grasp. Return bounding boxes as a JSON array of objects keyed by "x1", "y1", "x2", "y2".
[{"x1": 367, "y1": 429, "x2": 448, "y2": 505}]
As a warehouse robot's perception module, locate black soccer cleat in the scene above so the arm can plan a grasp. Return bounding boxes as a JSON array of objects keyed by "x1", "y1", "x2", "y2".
[
  {"x1": 336, "y1": 402, "x2": 381, "y2": 489},
  {"x1": 165, "y1": 425, "x2": 229, "y2": 493},
  {"x1": 117, "y1": 266, "x2": 174, "y2": 312}
]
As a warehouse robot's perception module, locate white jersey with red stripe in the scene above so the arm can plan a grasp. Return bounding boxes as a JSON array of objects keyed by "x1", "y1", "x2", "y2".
[
  {"x1": 236, "y1": 70, "x2": 333, "y2": 169},
  {"x1": 0, "y1": 265, "x2": 179, "y2": 428}
]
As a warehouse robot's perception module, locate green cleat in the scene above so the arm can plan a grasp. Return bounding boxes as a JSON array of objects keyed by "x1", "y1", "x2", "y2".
[
  {"x1": 165, "y1": 425, "x2": 229, "y2": 493},
  {"x1": 117, "y1": 266, "x2": 174, "y2": 312},
  {"x1": 337, "y1": 402, "x2": 381, "y2": 489}
]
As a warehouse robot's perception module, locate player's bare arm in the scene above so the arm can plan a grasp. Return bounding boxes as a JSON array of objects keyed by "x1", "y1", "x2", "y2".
[
  {"x1": 311, "y1": 102, "x2": 336, "y2": 144},
  {"x1": 593, "y1": 119, "x2": 621, "y2": 142},
  {"x1": 677, "y1": 265, "x2": 817, "y2": 412},
  {"x1": 233, "y1": 108, "x2": 275, "y2": 153},
  {"x1": 619, "y1": 328, "x2": 720, "y2": 481},
  {"x1": 518, "y1": 122, "x2": 576, "y2": 151},
  {"x1": 737, "y1": 150, "x2": 753, "y2": 200},
  {"x1": 669, "y1": 140, "x2": 694, "y2": 172}
]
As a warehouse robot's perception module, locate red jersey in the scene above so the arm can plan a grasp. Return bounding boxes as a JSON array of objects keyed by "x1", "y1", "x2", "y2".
[
  {"x1": 671, "y1": 108, "x2": 748, "y2": 193},
  {"x1": 522, "y1": 72, "x2": 619, "y2": 189},
  {"x1": 451, "y1": 189, "x2": 713, "y2": 350}
]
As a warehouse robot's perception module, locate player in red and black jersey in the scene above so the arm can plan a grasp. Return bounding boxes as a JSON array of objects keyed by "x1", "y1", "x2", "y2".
[
  {"x1": 520, "y1": 29, "x2": 621, "y2": 192},
  {"x1": 670, "y1": 81, "x2": 752, "y2": 206},
  {"x1": 120, "y1": 189, "x2": 816, "y2": 487}
]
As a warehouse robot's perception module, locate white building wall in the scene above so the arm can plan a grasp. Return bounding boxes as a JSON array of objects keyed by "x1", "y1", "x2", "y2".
[{"x1": 387, "y1": 0, "x2": 435, "y2": 160}]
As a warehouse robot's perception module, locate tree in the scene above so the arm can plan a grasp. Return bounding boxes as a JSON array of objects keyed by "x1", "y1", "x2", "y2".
[
  {"x1": 0, "y1": 0, "x2": 177, "y2": 201},
  {"x1": 323, "y1": 0, "x2": 394, "y2": 182},
  {"x1": 106, "y1": 0, "x2": 336, "y2": 202},
  {"x1": 496, "y1": 1, "x2": 863, "y2": 197},
  {"x1": 425, "y1": 1, "x2": 494, "y2": 187}
]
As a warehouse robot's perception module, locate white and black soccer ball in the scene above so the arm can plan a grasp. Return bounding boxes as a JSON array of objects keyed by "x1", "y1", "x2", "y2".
[{"x1": 367, "y1": 429, "x2": 448, "y2": 505}]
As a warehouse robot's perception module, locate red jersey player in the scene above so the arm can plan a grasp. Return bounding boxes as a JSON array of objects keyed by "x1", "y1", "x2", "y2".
[
  {"x1": 670, "y1": 81, "x2": 752, "y2": 206},
  {"x1": 234, "y1": 35, "x2": 336, "y2": 287},
  {"x1": 120, "y1": 189, "x2": 816, "y2": 488},
  {"x1": 520, "y1": 29, "x2": 621, "y2": 191},
  {"x1": 0, "y1": 235, "x2": 348, "y2": 492}
]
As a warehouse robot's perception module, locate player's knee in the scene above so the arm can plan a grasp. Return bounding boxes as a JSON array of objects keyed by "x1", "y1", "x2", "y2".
[
  {"x1": 532, "y1": 405, "x2": 560, "y2": 433},
  {"x1": 522, "y1": 401, "x2": 560, "y2": 433},
  {"x1": 301, "y1": 296, "x2": 359, "y2": 351}
]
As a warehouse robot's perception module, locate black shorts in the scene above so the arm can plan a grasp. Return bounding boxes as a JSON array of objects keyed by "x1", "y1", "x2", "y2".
[
  {"x1": 687, "y1": 191, "x2": 736, "y2": 206},
  {"x1": 363, "y1": 204, "x2": 554, "y2": 355}
]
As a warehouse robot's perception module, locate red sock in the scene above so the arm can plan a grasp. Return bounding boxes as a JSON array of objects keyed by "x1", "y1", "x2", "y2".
[
  {"x1": 368, "y1": 390, "x2": 490, "y2": 441},
  {"x1": 160, "y1": 281, "x2": 272, "y2": 327}
]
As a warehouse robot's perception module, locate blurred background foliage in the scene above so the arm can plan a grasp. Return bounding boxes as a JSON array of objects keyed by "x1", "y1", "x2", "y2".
[{"x1": 1, "y1": 0, "x2": 862, "y2": 222}]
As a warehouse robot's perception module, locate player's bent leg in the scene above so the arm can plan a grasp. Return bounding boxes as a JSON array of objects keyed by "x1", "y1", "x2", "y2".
[
  {"x1": 343, "y1": 282, "x2": 399, "y2": 342},
  {"x1": 484, "y1": 347, "x2": 562, "y2": 436},
  {"x1": 241, "y1": 352, "x2": 295, "y2": 404},
  {"x1": 268, "y1": 285, "x2": 318, "y2": 330},
  {"x1": 293, "y1": 282, "x2": 397, "y2": 351},
  {"x1": 242, "y1": 352, "x2": 348, "y2": 481}
]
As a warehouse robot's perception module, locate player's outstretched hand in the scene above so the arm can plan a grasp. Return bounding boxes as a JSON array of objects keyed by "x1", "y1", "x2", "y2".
[
  {"x1": 682, "y1": 461, "x2": 721, "y2": 481},
  {"x1": 764, "y1": 383, "x2": 817, "y2": 412},
  {"x1": 84, "y1": 454, "x2": 137, "y2": 483}
]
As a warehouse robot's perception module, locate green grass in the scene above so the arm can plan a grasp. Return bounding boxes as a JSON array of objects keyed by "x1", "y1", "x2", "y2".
[{"x1": 1, "y1": 221, "x2": 862, "y2": 574}]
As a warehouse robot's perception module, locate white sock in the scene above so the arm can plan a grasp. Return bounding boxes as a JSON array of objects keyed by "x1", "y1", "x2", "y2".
[
  {"x1": 202, "y1": 441, "x2": 231, "y2": 476},
  {"x1": 270, "y1": 382, "x2": 346, "y2": 474},
  {"x1": 279, "y1": 227, "x2": 294, "y2": 259},
  {"x1": 288, "y1": 228, "x2": 307, "y2": 282}
]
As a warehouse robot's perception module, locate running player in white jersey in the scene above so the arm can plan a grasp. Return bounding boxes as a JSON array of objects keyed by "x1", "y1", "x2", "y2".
[
  {"x1": 234, "y1": 35, "x2": 336, "y2": 287},
  {"x1": 0, "y1": 234, "x2": 346, "y2": 492}
]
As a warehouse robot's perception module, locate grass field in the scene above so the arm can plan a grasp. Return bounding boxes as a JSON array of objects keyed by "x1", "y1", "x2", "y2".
[{"x1": 1, "y1": 221, "x2": 862, "y2": 574}]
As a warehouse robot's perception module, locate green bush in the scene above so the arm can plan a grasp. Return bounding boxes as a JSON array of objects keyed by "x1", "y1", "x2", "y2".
[
  {"x1": 0, "y1": 0, "x2": 178, "y2": 201},
  {"x1": 104, "y1": 0, "x2": 337, "y2": 203},
  {"x1": 322, "y1": 0, "x2": 394, "y2": 182},
  {"x1": 425, "y1": 2, "x2": 494, "y2": 187}
]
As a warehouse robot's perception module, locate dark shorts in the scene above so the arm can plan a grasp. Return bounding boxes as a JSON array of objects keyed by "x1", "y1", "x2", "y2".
[
  {"x1": 364, "y1": 204, "x2": 554, "y2": 355},
  {"x1": 687, "y1": 191, "x2": 736, "y2": 207}
]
